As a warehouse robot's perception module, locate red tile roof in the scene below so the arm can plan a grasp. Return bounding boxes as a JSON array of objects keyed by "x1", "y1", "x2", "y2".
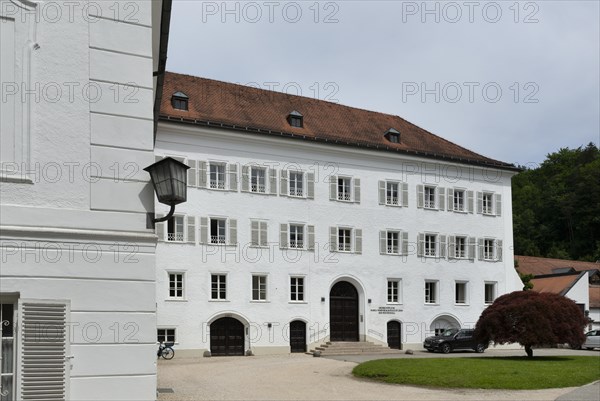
[
  {"x1": 530, "y1": 274, "x2": 584, "y2": 296},
  {"x1": 160, "y1": 72, "x2": 518, "y2": 171},
  {"x1": 515, "y1": 255, "x2": 600, "y2": 276}
]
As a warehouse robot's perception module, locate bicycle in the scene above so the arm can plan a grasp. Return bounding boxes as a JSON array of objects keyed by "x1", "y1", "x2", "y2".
[{"x1": 157, "y1": 342, "x2": 175, "y2": 360}]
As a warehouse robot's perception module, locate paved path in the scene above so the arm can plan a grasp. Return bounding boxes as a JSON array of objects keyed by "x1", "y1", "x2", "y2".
[{"x1": 157, "y1": 349, "x2": 599, "y2": 400}]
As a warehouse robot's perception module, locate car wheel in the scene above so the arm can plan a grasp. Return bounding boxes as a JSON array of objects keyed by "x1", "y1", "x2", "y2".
[
  {"x1": 441, "y1": 343, "x2": 451, "y2": 354},
  {"x1": 475, "y1": 344, "x2": 486, "y2": 353}
]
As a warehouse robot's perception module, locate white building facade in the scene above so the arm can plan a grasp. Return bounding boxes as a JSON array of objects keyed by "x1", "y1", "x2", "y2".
[
  {"x1": 1, "y1": 1, "x2": 171, "y2": 399},
  {"x1": 155, "y1": 73, "x2": 524, "y2": 356}
]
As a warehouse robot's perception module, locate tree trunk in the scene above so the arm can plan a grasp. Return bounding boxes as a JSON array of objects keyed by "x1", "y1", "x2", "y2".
[{"x1": 525, "y1": 345, "x2": 533, "y2": 358}]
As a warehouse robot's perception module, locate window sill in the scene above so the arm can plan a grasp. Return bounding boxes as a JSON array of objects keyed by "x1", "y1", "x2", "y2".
[
  {"x1": 455, "y1": 303, "x2": 470, "y2": 306},
  {"x1": 334, "y1": 199, "x2": 354, "y2": 203},
  {"x1": 208, "y1": 299, "x2": 229, "y2": 303},
  {"x1": 250, "y1": 300, "x2": 270, "y2": 303},
  {"x1": 385, "y1": 203, "x2": 403, "y2": 207},
  {"x1": 424, "y1": 206, "x2": 439, "y2": 211},
  {"x1": 249, "y1": 245, "x2": 269, "y2": 249},
  {"x1": 452, "y1": 209, "x2": 468, "y2": 214},
  {"x1": 165, "y1": 299, "x2": 188, "y2": 302},
  {"x1": 384, "y1": 252, "x2": 403, "y2": 256},
  {"x1": 386, "y1": 302, "x2": 403, "y2": 306},
  {"x1": 424, "y1": 302, "x2": 440, "y2": 306},
  {"x1": 288, "y1": 301, "x2": 308, "y2": 304},
  {"x1": 288, "y1": 194, "x2": 306, "y2": 199}
]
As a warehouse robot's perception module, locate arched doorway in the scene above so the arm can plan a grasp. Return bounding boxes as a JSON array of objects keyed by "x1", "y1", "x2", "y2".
[
  {"x1": 289, "y1": 320, "x2": 307, "y2": 353},
  {"x1": 330, "y1": 281, "x2": 359, "y2": 341},
  {"x1": 387, "y1": 321, "x2": 402, "y2": 350},
  {"x1": 210, "y1": 317, "x2": 244, "y2": 356},
  {"x1": 430, "y1": 315, "x2": 460, "y2": 336}
]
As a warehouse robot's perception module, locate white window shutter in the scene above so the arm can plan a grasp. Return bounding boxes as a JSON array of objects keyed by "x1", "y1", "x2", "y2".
[
  {"x1": 449, "y1": 236, "x2": 456, "y2": 258},
  {"x1": 417, "y1": 185, "x2": 424, "y2": 208},
  {"x1": 329, "y1": 227, "x2": 337, "y2": 252},
  {"x1": 307, "y1": 225, "x2": 315, "y2": 250},
  {"x1": 495, "y1": 194, "x2": 502, "y2": 216},
  {"x1": 307, "y1": 173, "x2": 315, "y2": 199},
  {"x1": 467, "y1": 191, "x2": 474, "y2": 213},
  {"x1": 402, "y1": 231, "x2": 409, "y2": 255},
  {"x1": 447, "y1": 188, "x2": 454, "y2": 211},
  {"x1": 17, "y1": 300, "x2": 70, "y2": 401},
  {"x1": 198, "y1": 161, "x2": 207, "y2": 188},
  {"x1": 155, "y1": 214, "x2": 165, "y2": 241},
  {"x1": 187, "y1": 160, "x2": 197, "y2": 187},
  {"x1": 199, "y1": 217, "x2": 208, "y2": 244},
  {"x1": 187, "y1": 216, "x2": 196, "y2": 244},
  {"x1": 353, "y1": 178, "x2": 361, "y2": 203},
  {"x1": 354, "y1": 229, "x2": 362, "y2": 254},
  {"x1": 496, "y1": 239, "x2": 503, "y2": 261},
  {"x1": 241, "y1": 165, "x2": 249, "y2": 192},
  {"x1": 228, "y1": 163, "x2": 238, "y2": 191},
  {"x1": 228, "y1": 219, "x2": 237, "y2": 246},
  {"x1": 269, "y1": 169, "x2": 277, "y2": 195},
  {"x1": 478, "y1": 238, "x2": 484, "y2": 260},
  {"x1": 468, "y1": 237, "x2": 476, "y2": 260},
  {"x1": 329, "y1": 176, "x2": 336, "y2": 201},
  {"x1": 417, "y1": 233, "x2": 425, "y2": 257},
  {"x1": 379, "y1": 230, "x2": 386, "y2": 254},
  {"x1": 378, "y1": 181, "x2": 385, "y2": 205},
  {"x1": 251, "y1": 221, "x2": 259, "y2": 246},
  {"x1": 439, "y1": 235, "x2": 447, "y2": 258},
  {"x1": 476, "y1": 192, "x2": 483, "y2": 214},
  {"x1": 260, "y1": 221, "x2": 268, "y2": 247},
  {"x1": 280, "y1": 223, "x2": 288, "y2": 249},
  {"x1": 402, "y1": 183, "x2": 409, "y2": 207},
  {"x1": 280, "y1": 169, "x2": 288, "y2": 196},
  {"x1": 437, "y1": 187, "x2": 445, "y2": 211}
]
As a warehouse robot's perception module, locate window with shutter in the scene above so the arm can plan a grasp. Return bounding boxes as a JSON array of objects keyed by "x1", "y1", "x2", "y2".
[
  {"x1": 353, "y1": 178, "x2": 361, "y2": 203},
  {"x1": 167, "y1": 216, "x2": 185, "y2": 242},
  {"x1": 209, "y1": 163, "x2": 227, "y2": 190},
  {"x1": 307, "y1": 173, "x2": 315, "y2": 199},
  {"x1": 482, "y1": 192, "x2": 494, "y2": 215},
  {"x1": 0, "y1": 301, "x2": 15, "y2": 401},
  {"x1": 17, "y1": 300, "x2": 69, "y2": 401},
  {"x1": 338, "y1": 228, "x2": 352, "y2": 252},
  {"x1": 289, "y1": 171, "x2": 304, "y2": 197},
  {"x1": 210, "y1": 218, "x2": 227, "y2": 244},
  {"x1": 250, "y1": 221, "x2": 261, "y2": 247},
  {"x1": 280, "y1": 224, "x2": 289, "y2": 249},
  {"x1": 337, "y1": 177, "x2": 352, "y2": 201},
  {"x1": 228, "y1": 219, "x2": 237, "y2": 246},
  {"x1": 386, "y1": 231, "x2": 400, "y2": 254},
  {"x1": 228, "y1": 163, "x2": 238, "y2": 191},
  {"x1": 260, "y1": 221, "x2": 268, "y2": 247},
  {"x1": 424, "y1": 234, "x2": 437, "y2": 257},
  {"x1": 198, "y1": 161, "x2": 207, "y2": 188},
  {"x1": 424, "y1": 186, "x2": 436, "y2": 209},
  {"x1": 187, "y1": 216, "x2": 196, "y2": 244},
  {"x1": 289, "y1": 224, "x2": 305, "y2": 249},
  {"x1": 250, "y1": 167, "x2": 267, "y2": 193},
  {"x1": 307, "y1": 225, "x2": 315, "y2": 251},
  {"x1": 386, "y1": 182, "x2": 399, "y2": 206},
  {"x1": 187, "y1": 160, "x2": 197, "y2": 187},
  {"x1": 453, "y1": 189, "x2": 466, "y2": 212}
]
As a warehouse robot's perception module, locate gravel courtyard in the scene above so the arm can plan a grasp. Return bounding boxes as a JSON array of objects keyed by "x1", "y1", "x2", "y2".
[{"x1": 157, "y1": 349, "x2": 598, "y2": 400}]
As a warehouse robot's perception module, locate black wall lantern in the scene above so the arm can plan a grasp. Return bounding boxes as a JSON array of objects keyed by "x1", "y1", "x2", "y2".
[{"x1": 144, "y1": 157, "x2": 190, "y2": 228}]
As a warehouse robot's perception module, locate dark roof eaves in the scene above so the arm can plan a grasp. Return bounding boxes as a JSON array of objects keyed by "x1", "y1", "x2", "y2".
[{"x1": 158, "y1": 115, "x2": 521, "y2": 172}]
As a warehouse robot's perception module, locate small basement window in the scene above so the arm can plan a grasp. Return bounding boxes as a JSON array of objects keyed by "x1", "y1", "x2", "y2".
[
  {"x1": 287, "y1": 110, "x2": 303, "y2": 128},
  {"x1": 171, "y1": 91, "x2": 189, "y2": 111},
  {"x1": 385, "y1": 128, "x2": 400, "y2": 143}
]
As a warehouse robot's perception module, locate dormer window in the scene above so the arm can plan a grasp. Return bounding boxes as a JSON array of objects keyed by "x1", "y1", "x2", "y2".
[
  {"x1": 287, "y1": 110, "x2": 303, "y2": 128},
  {"x1": 385, "y1": 128, "x2": 400, "y2": 143},
  {"x1": 171, "y1": 91, "x2": 189, "y2": 111}
]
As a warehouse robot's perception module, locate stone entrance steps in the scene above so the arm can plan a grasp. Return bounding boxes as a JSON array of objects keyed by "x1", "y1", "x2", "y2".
[{"x1": 310, "y1": 341, "x2": 403, "y2": 356}]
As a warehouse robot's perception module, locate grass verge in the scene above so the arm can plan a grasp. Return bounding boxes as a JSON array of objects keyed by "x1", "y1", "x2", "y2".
[{"x1": 352, "y1": 356, "x2": 600, "y2": 389}]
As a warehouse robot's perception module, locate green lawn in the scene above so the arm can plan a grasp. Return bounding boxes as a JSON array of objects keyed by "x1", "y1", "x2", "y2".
[{"x1": 352, "y1": 356, "x2": 600, "y2": 389}]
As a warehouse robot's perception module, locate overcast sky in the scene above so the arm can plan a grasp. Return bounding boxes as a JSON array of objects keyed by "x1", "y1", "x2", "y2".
[{"x1": 166, "y1": 0, "x2": 599, "y2": 166}]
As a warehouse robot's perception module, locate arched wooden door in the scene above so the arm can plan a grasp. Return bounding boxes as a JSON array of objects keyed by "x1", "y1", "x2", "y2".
[
  {"x1": 210, "y1": 317, "x2": 244, "y2": 356},
  {"x1": 387, "y1": 321, "x2": 402, "y2": 350},
  {"x1": 289, "y1": 320, "x2": 307, "y2": 353},
  {"x1": 329, "y1": 281, "x2": 359, "y2": 341}
]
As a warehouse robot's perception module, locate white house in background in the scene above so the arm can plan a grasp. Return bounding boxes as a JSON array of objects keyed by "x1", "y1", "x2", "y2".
[
  {"x1": 0, "y1": 1, "x2": 172, "y2": 399},
  {"x1": 153, "y1": 72, "x2": 524, "y2": 356}
]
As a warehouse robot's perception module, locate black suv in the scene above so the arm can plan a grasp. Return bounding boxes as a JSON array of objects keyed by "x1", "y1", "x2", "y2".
[{"x1": 423, "y1": 328, "x2": 487, "y2": 353}]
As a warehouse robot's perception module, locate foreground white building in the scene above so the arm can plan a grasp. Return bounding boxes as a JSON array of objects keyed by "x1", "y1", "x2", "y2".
[
  {"x1": 155, "y1": 73, "x2": 524, "y2": 356},
  {"x1": 1, "y1": 0, "x2": 171, "y2": 399}
]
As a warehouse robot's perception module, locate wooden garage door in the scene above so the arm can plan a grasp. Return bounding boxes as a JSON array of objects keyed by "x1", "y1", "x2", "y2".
[
  {"x1": 330, "y1": 281, "x2": 359, "y2": 342},
  {"x1": 210, "y1": 317, "x2": 244, "y2": 356},
  {"x1": 289, "y1": 321, "x2": 306, "y2": 353}
]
